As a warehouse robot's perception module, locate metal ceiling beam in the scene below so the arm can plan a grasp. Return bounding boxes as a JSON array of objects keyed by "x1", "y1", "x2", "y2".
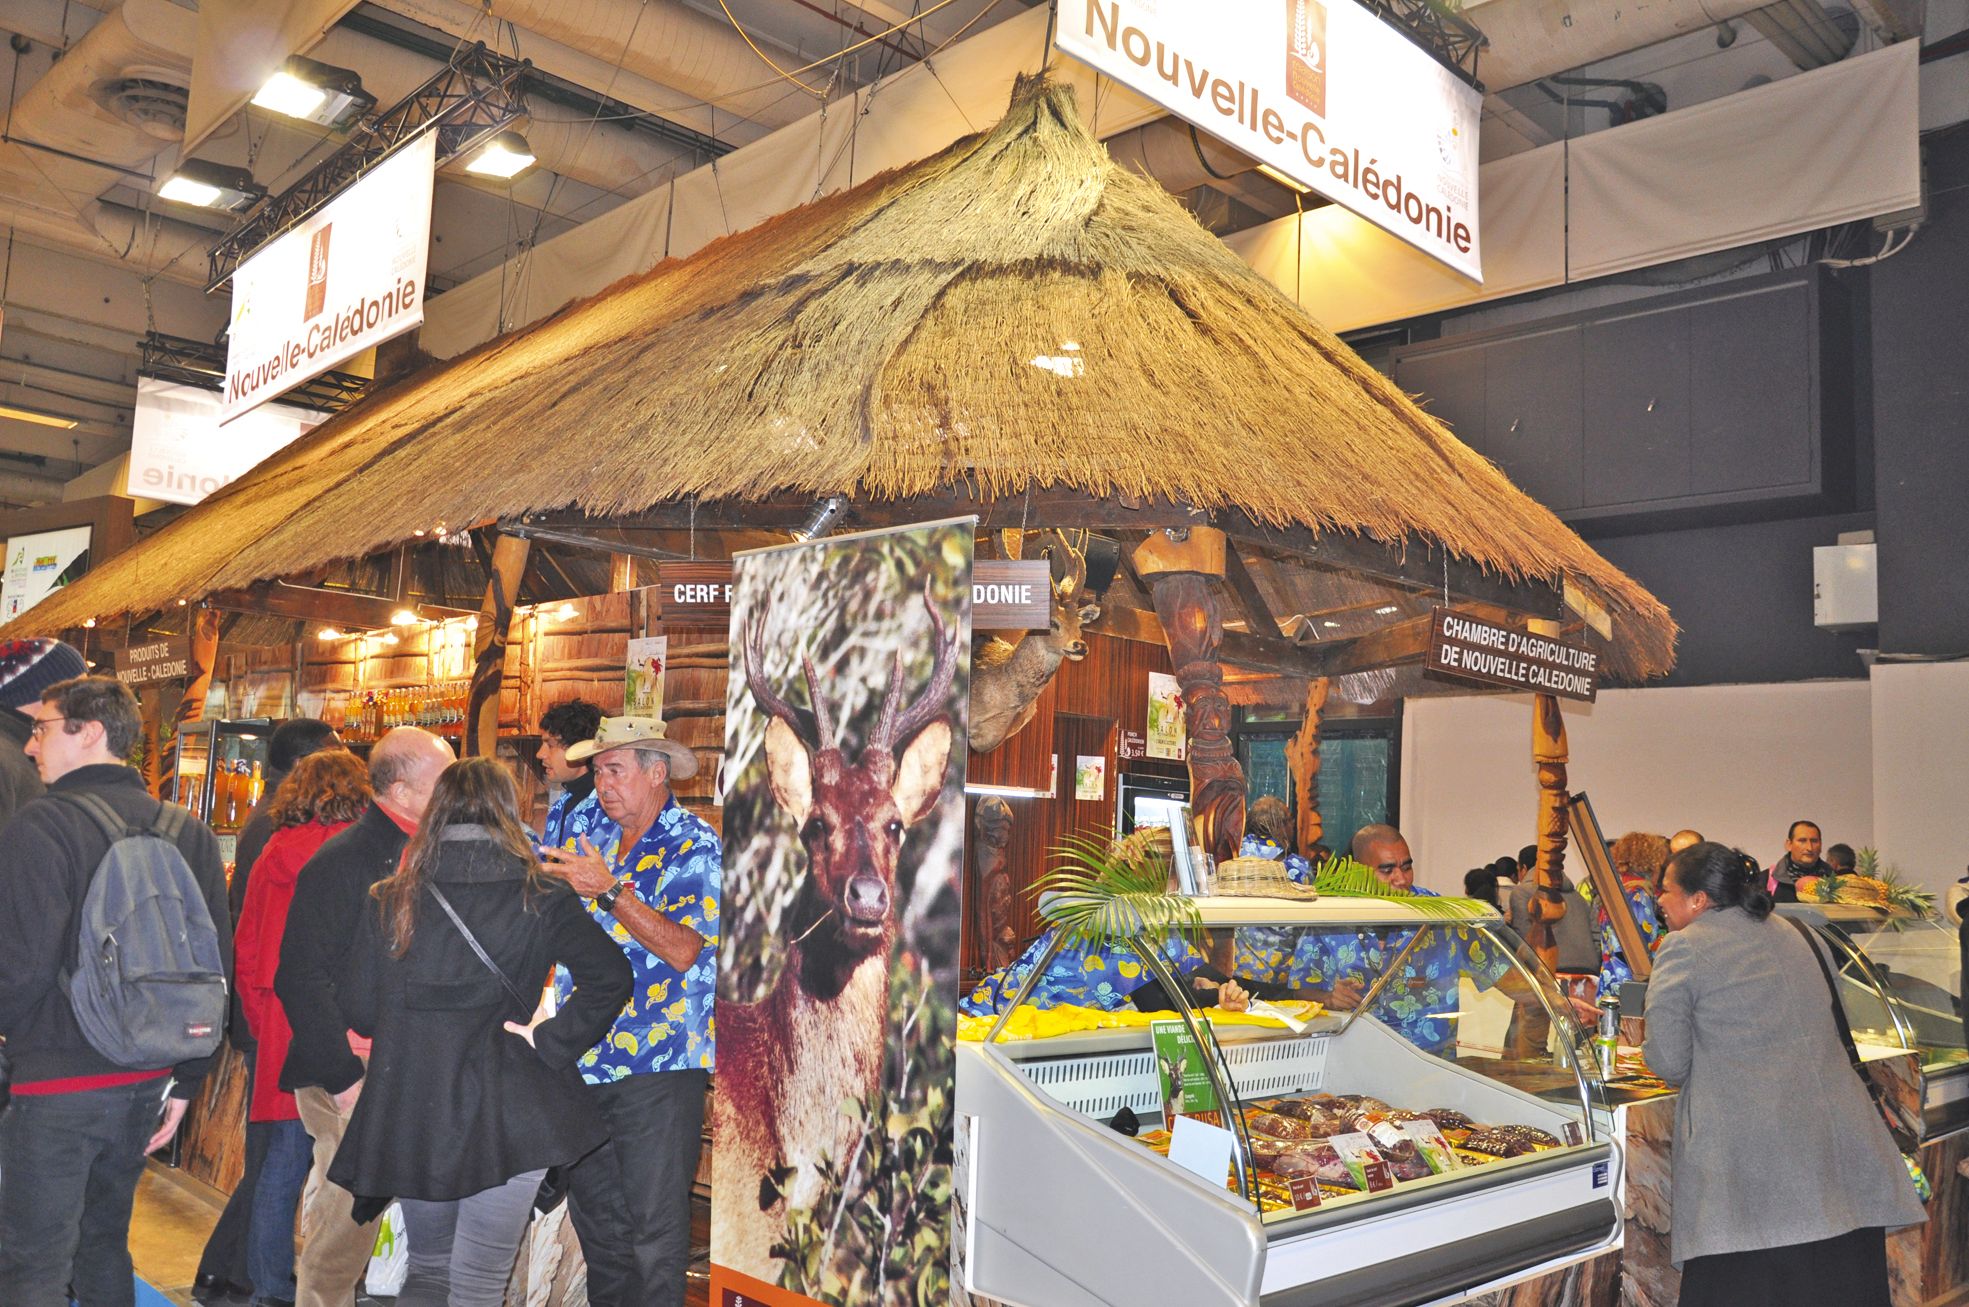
[{"x1": 139, "y1": 333, "x2": 367, "y2": 412}]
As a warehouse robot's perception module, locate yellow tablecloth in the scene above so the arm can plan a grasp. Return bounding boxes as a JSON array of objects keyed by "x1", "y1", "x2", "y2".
[{"x1": 958, "y1": 1000, "x2": 1323, "y2": 1042}]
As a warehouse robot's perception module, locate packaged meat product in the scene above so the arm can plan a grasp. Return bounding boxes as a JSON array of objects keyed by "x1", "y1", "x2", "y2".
[
  {"x1": 1460, "y1": 1124, "x2": 1560, "y2": 1158},
  {"x1": 1269, "y1": 1094, "x2": 1343, "y2": 1120},
  {"x1": 1359, "y1": 1119, "x2": 1434, "y2": 1181},
  {"x1": 1246, "y1": 1110, "x2": 1318, "y2": 1140},
  {"x1": 1331, "y1": 1094, "x2": 1392, "y2": 1114},
  {"x1": 1327, "y1": 1132, "x2": 1397, "y2": 1192},
  {"x1": 1398, "y1": 1119, "x2": 1460, "y2": 1175},
  {"x1": 1422, "y1": 1108, "x2": 1475, "y2": 1133},
  {"x1": 1267, "y1": 1141, "x2": 1358, "y2": 1190}
]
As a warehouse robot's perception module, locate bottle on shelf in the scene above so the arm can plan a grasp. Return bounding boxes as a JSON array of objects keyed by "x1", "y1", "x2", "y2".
[{"x1": 248, "y1": 759, "x2": 264, "y2": 807}]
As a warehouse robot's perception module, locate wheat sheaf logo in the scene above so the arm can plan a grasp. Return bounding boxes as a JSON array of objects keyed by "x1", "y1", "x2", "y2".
[
  {"x1": 304, "y1": 225, "x2": 333, "y2": 321},
  {"x1": 1287, "y1": 0, "x2": 1328, "y2": 118}
]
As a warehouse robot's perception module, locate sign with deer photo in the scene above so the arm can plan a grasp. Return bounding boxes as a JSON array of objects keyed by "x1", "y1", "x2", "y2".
[{"x1": 711, "y1": 519, "x2": 973, "y2": 1307}]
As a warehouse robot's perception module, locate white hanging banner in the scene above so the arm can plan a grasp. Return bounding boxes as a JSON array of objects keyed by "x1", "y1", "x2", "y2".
[
  {"x1": 130, "y1": 378, "x2": 326, "y2": 505},
  {"x1": 221, "y1": 130, "x2": 435, "y2": 423},
  {"x1": 1056, "y1": 0, "x2": 1483, "y2": 281}
]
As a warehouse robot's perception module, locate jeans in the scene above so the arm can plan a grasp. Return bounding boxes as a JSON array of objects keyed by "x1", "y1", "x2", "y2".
[
  {"x1": 565, "y1": 1070, "x2": 707, "y2": 1307},
  {"x1": 197, "y1": 1053, "x2": 270, "y2": 1289},
  {"x1": 248, "y1": 1118, "x2": 312, "y2": 1303},
  {"x1": 397, "y1": 1169, "x2": 545, "y2": 1306},
  {"x1": 0, "y1": 1076, "x2": 169, "y2": 1307}
]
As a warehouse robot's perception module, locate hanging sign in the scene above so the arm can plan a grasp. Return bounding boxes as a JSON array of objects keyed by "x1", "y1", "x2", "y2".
[
  {"x1": 129, "y1": 378, "x2": 326, "y2": 506},
  {"x1": 624, "y1": 635, "x2": 668, "y2": 716},
  {"x1": 660, "y1": 559, "x2": 1051, "y2": 629},
  {"x1": 221, "y1": 130, "x2": 436, "y2": 423},
  {"x1": 116, "y1": 632, "x2": 195, "y2": 687},
  {"x1": 1425, "y1": 607, "x2": 1600, "y2": 702},
  {"x1": 1056, "y1": 0, "x2": 1483, "y2": 280}
]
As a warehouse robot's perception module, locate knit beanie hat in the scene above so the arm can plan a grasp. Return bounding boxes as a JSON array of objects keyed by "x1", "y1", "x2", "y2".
[{"x1": 0, "y1": 638, "x2": 89, "y2": 714}]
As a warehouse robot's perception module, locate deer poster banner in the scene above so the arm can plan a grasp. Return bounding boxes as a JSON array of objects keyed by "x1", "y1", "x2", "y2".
[{"x1": 711, "y1": 519, "x2": 973, "y2": 1307}]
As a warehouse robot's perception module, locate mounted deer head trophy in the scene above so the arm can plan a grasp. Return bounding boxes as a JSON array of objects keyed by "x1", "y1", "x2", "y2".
[{"x1": 969, "y1": 529, "x2": 1101, "y2": 753}]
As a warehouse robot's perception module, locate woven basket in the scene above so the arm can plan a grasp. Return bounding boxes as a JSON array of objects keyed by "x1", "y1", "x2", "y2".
[{"x1": 1215, "y1": 857, "x2": 1320, "y2": 900}]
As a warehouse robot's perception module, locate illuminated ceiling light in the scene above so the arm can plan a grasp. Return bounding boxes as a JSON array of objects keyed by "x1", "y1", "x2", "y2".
[
  {"x1": 0, "y1": 402, "x2": 78, "y2": 429},
  {"x1": 379, "y1": 631, "x2": 400, "y2": 646},
  {"x1": 318, "y1": 627, "x2": 343, "y2": 640},
  {"x1": 1375, "y1": 605, "x2": 1399, "y2": 615},
  {"x1": 552, "y1": 603, "x2": 577, "y2": 621},
  {"x1": 82, "y1": 618, "x2": 96, "y2": 628},
  {"x1": 1255, "y1": 163, "x2": 1313, "y2": 194},
  {"x1": 1322, "y1": 619, "x2": 1341, "y2": 628},
  {"x1": 464, "y1": 131, "x2": 536, "y2": 180},
  {"x1": 465, "y1": 617, "x2": 479, "y2": 631},
  {"x1": 158, "y1": 159, "x2": 265, "y2": 213},
  {"x1": 391, "y1": 609, "x2": 417, "y2": 625},
  {"x1": 251, "y1": 56, "x2": 374, "y2": 129}
]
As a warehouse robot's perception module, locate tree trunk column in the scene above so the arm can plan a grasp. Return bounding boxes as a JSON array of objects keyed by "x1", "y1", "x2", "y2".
[
  {"x1": 1528, "y1": 690, "x2": 1570, "y2": 970},
  {"x1": 466, "y1": 534, "x2": 530, "y2": 759},
  {"x1": 1287, "y1": 677, "x2": 1329, "y2": 857},
  {"x1": 1134, "y1": 527, "x2": 1245, "y2": 865}
]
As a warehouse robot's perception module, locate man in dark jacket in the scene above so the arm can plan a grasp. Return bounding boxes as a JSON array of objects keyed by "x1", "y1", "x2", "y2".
[
  {"x1": 1768, "y1": 819, "x2": 1831, "y2": 903},
  {"x1": 0, "y1": 638, "x2": 86, "y2": 828},
  {"x1": 275, "y1": 726, "x2": 451, "y2": 1307},
  {"x1": 196, "y1": 715, "x2": 342, "y2": 1303},
  {"x1": 0, "y1": 674, "x2": 230, "y2": 1305}
]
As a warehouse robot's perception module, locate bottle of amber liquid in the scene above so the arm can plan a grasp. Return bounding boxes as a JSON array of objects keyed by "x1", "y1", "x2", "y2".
[{"x1": 248, "y1": 759, "x2": 264, "y2": 807}]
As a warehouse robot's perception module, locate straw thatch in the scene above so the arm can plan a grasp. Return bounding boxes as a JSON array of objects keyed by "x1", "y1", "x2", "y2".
[{"x1": 12, "y1": 75, "x2": 1674, "y2": 676}]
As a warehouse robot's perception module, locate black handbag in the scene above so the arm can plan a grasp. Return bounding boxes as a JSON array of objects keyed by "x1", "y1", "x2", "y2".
[{"x1": 427, "y1": 884, "x2": 569, "y2": 1215}]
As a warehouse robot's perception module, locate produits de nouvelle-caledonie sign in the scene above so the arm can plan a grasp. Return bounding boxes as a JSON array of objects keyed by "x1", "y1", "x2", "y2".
[
  {"x1": 1426, "y1": 607, "x2": 1601, "y2": 702},
  {"x1": 1056, "y1": 0, "x2": 1484, "y2": 281}
]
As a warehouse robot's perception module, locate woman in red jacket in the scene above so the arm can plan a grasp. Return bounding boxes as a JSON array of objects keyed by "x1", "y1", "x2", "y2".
[{"x1": 235, "y1": 749, "x2": 372, "y2": 1307}]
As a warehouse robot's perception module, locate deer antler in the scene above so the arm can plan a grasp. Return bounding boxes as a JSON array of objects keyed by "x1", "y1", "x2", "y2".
[
  {"x1": 870, "y1": 578, "x2": 959, "y2": 752},
  {"x1": 1054, "y1": 530, "x2": 1088, "y2": 600},
  {"x1": 745, "y1": 607, "x2": 827, "y2": 750}
]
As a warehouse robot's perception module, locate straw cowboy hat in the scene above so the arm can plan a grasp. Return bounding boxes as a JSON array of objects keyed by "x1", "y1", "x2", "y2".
[{"x1": 565, "y1": 714, "x2": 699, "y2": 779}]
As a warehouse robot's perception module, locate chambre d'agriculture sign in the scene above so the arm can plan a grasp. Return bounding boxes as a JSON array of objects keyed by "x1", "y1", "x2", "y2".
[{"x1": 1056, "y1": 0, "x2": 1484, "y2": 281}]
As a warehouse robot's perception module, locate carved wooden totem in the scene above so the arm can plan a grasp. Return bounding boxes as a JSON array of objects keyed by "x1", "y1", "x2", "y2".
[
  {"x1": 1286, "y1": 677, "x2": 1330, "y2": 856},
  {"x1": 1527, "y1": 690, "x2": 1571, "y2": 970},
  {"x1": 972, "y1": 796, "x2": 1018, "y2": 971}
]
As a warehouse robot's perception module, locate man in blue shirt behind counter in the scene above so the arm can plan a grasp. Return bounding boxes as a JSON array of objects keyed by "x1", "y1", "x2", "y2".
[
  {"x1": 540, "y1": 714, "x2": 719, "y2": 1307},
  {"x1": 1235, "y1": 824, "x2": 1518, "y2": 1054}
]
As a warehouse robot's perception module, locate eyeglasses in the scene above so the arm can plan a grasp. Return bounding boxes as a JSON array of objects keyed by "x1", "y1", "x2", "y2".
[{"x1": 28, "y1": 716, "x2": 67, "y2": 740}]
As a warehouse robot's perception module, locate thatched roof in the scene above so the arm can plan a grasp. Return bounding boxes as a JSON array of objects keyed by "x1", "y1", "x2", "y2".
[{"x1": 13, "y1": 75, "x2": 1674, "y2": 677}]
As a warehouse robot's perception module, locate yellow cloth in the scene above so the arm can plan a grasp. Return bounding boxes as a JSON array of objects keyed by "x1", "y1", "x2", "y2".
[{"x1": 958, "y1": 1000, "x2": 1322, "y2": 1042}]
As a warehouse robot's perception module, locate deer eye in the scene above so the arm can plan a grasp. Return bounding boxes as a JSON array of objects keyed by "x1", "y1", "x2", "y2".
[
  {"x1": 885, "y1": 818, "x2": 904, "y2": 839},
  {"x1": 803, "y1": 816, "x2": 828, "y2": 841}
]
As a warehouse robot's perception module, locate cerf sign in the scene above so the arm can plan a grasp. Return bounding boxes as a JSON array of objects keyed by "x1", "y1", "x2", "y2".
[
  {"x1": 660, "y1": 558, "x2": 1049, "y2": 629},
  {"x1": 710, "y1": 519, "x2": 973, "y2": 1306}
]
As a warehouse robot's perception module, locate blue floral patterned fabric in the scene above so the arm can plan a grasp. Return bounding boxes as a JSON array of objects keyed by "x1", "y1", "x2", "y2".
[
  {"x1": 551, "y1": 795, "x2": 720, "y2": 1080},
  {"x1": 1593, "y1": 879, "x2": 1665, "y2": 995},
  {"x1": 959, "y1": 927, "x2": 1207, "y2": 1016},
  {"x1": 1237, "y1": 833, "x2": 1314, "y2": 884},
  {"x1": 1231, "y1": 889, "x2": 1513, "y2": 1053},
  {"x1": 542, "y1": 784, "x2": 601, "y2": 852}
]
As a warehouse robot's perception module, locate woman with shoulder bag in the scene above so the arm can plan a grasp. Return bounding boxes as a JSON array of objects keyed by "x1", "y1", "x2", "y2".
[
  {"x1": 1644, "y1": 841, "x2": 1926, "y2": 1307},
  {"x1": 328, "y1": 758, "x2": 632, "y2": 1305}
]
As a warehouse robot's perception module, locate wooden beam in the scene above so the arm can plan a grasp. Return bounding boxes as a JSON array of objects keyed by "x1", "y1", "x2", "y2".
[
  {"x1": 1221, "y1": 541, "x2": 1284, "y2": 637},
  {"x1": 1216, "y1": 512, "x2": 1566, "y2": 621},
  {"x1": 1092, "y1": 603, "x2": 1165, "y2": 646},
  {"x1": 465, "y1": 534, "x2": 529, "y2": 759},
  {"x1": 207, "y1": 582, "x2": 476, "y2": 629},
  {"x1": 1219, "y1": 615, "x2": 1435, "y2": 680},
  {"x1": 531, "y1": 488, "x2": 1210, "y2": 536}
]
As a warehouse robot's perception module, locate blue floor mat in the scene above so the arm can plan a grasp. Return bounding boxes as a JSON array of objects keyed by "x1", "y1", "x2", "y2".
[{"x1": 134, "y1": 1279, "x2": 175, "y2": 1307}]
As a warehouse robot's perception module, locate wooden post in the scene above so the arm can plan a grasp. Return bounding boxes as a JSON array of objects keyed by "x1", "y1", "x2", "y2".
[
  {"x1": 1527, "y1": 647, "x2": 1571, "y2": 971},
  {"x1": 1134, "y1": 527, "x2": 1245, "y2": 864},
  {"x1": 609, "y1": 553, "x2": 638, "y2": 593},
  {"x1": 1286, "y1": 677, "x2": 1329, "y2": 855},
  {"x1": 465, "y1": 534, "x2": 530, "y2": 759}
]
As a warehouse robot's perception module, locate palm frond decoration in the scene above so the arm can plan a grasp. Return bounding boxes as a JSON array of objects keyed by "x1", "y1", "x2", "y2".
[
  {"x1": 1313, "y1": 854, "x2": 1494, "y2": 918},
  {"x1": 1861, "y1": 848, "x2": 1937, "y2": 917},
  {"x1": 1031, "y1": 832, "x2": 1203, "y2": 953}
]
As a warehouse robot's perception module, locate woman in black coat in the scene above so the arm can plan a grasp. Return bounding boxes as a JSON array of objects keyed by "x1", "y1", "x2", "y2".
[{"x1": 328, "y1": 757, "x2": 631, "y2": 1306}]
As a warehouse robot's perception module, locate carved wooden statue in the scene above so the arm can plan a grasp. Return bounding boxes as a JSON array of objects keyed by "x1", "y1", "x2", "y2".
[
  {"x1": 1286, "y1": 677, "x2": 1330, "y2": 857},
  {"x1": 1526, "y1": 689, "x2": 1571, "y2": 971},
  {"x1": 969, "y1": 530, "x2": 1100, "y2": 752},
  {"x1": 972, "y1": 796, "x2": 1018, "y2": 971}
]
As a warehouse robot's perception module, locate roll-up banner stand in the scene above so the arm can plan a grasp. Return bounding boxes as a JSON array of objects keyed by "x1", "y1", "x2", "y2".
[{"x1": 711, "y1": 519, "x2": 974, "y2": 1306}]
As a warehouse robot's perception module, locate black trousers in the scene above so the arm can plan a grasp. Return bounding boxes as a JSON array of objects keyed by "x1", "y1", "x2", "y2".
[
  {"x1": 1679, "y1": 1225, "x2": 1891, "y2": 1307},
  {"x1": 565, "y1": 1069, "x2": 707, "y2": 1307},
  {"x1": 196, "y1": 1053, "x2": 271, "y2": 1287}
]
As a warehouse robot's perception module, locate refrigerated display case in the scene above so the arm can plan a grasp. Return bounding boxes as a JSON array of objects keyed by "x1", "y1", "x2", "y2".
[
  {"x1": 170, "y1": 717, "x2": 273, "y2": 861},
  {"x1": 1778, "y1": 902, "x2": 1969, "y2": 1138},
  {"x1": 956, "y1": 898, "x2": 1619, "y2": 1307}
]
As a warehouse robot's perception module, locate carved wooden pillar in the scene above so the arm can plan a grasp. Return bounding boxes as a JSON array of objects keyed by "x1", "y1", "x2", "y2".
[
  {"x1": 1134, "y1": 527, "x2": 1245, "y2": 864},
  {"x1": 972, "y1": 796, "x2": 1018, "y2": 971},
  {"x1": 466, "y1": 534, "x2": 530, "y2": 759},
  {"x1": 1527, "y1": 690, "x2": 1571, "y2": 971},
  {"x1": 1286, "y1": 677, "x2": 1329, "y2": 856},
  {"x1": 156, "y1": 607, "x2": 223, "y2": 795}
]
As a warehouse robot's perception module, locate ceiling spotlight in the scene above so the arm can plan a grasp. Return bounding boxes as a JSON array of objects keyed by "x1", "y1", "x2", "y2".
[
  {"x1": 391, "y1": 609, "x2": 417, "y2": 626},
  {"x1": 318, "y1": 627, "x2": 343, "y2": 640},
  {"x1": 1375, "y1": 605, "x2": 1399, "y2": 615},
  {"x1": 158, "y1": 159, "x2": 265, "y2": 213},
  {"x1": 464, "y1": 131, "x2": 536, "y2": 180},
  {"x1": 0, "y1": 402, "x2": 78, "y2": 429},
  {"x1": 83, "y1": 617, "x2": 97, "y2": 628},
  {"x1": 791, "y1": 495, "x2": 849, "y2": 542},
  {"x1": 379, "y1": 631, "x2": 400, "y2": 646},
  {"x1": 252, "y1": 56, "x2": 374, "y2": 129}
]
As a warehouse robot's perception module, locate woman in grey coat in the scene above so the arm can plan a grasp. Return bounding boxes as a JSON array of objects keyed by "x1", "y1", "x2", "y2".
[{"x1": 1645, "y1": 842, "x2": 1925, "y2": 1307}]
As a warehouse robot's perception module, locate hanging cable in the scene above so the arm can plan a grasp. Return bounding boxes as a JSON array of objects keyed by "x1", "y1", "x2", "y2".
[{"x1": 715, "y1": 0, "x2": 971, "y2": 97}]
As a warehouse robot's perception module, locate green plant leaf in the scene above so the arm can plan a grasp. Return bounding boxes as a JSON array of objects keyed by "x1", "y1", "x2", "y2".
[
  {"x1": 1030, "y1": 831, "x2": 1202, "y2": 952},
  {"x1": 1311, "y1": 854, "x2": 1494, "y2": 918}
]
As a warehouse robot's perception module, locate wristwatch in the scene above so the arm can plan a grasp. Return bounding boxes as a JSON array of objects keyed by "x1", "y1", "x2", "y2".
[{"x1": 596, "y1": 880, "x2": 629, "y2": 912}]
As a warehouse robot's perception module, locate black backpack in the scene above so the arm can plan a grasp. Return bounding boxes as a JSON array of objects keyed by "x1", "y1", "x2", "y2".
[{"x1": 59, "y1": 793, "x2": 227, "y2": 1069}]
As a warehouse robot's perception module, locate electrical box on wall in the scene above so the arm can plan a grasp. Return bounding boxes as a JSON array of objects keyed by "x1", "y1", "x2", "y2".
[{"x1": 1814, "y1": 542, "x2": 1877, "y2": 629}]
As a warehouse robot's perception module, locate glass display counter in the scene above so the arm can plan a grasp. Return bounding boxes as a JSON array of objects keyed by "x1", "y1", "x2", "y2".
[
  {"x1": 955, "y1": 898, "x2": 1620, "y2": 1307},
  {"x1": 170, "y1": 718, "x2": 272, "y2": 863},
  {"x1": 1779, "y1": 903, "x2": 1968, "y2": 1138}
]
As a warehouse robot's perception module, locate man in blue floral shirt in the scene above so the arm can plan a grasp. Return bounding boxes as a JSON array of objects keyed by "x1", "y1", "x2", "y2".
[
  {"x1": 541, "y1": 715, "x2": 718, "y2": 1307},
  {"x1": 538, "y1": 697, "x2": 603, "y2": 848},
  {"x1": 1235, "y1": 825, "x2": 1517, "y2": 1054}
]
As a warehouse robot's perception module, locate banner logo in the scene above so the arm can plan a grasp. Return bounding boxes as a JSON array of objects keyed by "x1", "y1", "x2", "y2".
[
  {"x1": 1287, "y1": 0, "x2": 1328, "y2": 117},
  {"x1": 304, "y1": 225, "x2": 333, "y2": 321}
]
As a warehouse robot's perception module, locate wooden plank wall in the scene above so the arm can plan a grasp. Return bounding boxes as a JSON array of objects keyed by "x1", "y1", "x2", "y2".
[{"x1": 961, "y1": 631, "x2": 1185, "y2": 981}]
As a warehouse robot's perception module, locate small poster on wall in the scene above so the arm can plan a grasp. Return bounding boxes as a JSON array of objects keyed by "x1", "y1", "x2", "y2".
[
  {"x1": 1146, "y1": 671, "x2": 1187, "y2": 760},
  {"x1": 624, "y1": 635, "x2": 667, "y2": 716},
  {"x1": 1074, "y1": 754, "x2": 1107, "y2": 801},
  {"x1": 1, "y1": 525, "x2": 92, "y2": 622}
]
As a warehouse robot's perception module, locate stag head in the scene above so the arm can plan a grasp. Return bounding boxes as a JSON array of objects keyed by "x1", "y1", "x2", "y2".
[
  {"x1": 744, "y1": 582, "x2": 959, "y2": 969},
  {"x1": 1005, "y1": 528, "x2": 1100, "y2": 659}
]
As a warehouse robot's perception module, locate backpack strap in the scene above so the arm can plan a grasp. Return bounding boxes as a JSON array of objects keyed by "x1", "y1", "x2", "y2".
[
  {"x1": 147, "y1": 801, "x2": 189, "y2": 844},
  {"x1": 53, "y1": 790, "x2": 139, "y2": 844}
]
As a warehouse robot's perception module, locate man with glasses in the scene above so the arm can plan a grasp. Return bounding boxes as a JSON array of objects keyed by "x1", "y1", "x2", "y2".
[{"x1": 0, "y1": 675, "x2": 230, "y2": 1305}]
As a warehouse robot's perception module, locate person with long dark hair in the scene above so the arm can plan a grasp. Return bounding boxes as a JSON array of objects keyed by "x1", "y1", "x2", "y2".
[
  {"x1": 1645, "y1": 841, "x2": 1925, "y2": 1307},
  {"x1": 233, "y1": 749, "x2": 372, "y2": 1307},
  {"x1": 327, "y1": 759, "x2": 631, "y2": 1306}
]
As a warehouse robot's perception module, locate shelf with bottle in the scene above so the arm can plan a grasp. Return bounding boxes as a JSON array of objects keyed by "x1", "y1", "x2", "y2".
[
  {"x1": 327, "y1": 681, "x2": 472, "y2": 745},
  {"x1": 204, "y1": 756, "x2": 264, "y2": 832}
]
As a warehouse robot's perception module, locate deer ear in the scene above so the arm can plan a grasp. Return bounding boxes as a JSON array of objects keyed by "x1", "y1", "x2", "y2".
[
  {"x1": 764, "y1": 716, "x2": 814, "y2": 826},
  {"x1": 891, "y1": 718, "x2": 952, "y2": 826}
]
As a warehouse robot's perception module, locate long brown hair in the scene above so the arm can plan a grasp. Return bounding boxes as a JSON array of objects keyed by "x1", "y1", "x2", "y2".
[
  {"x1": 370, "y1": 757, "x2": 547, "y2": 957},
  {"x1": 266, "y1": 749, "x2": 370, "y2": 829}
]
